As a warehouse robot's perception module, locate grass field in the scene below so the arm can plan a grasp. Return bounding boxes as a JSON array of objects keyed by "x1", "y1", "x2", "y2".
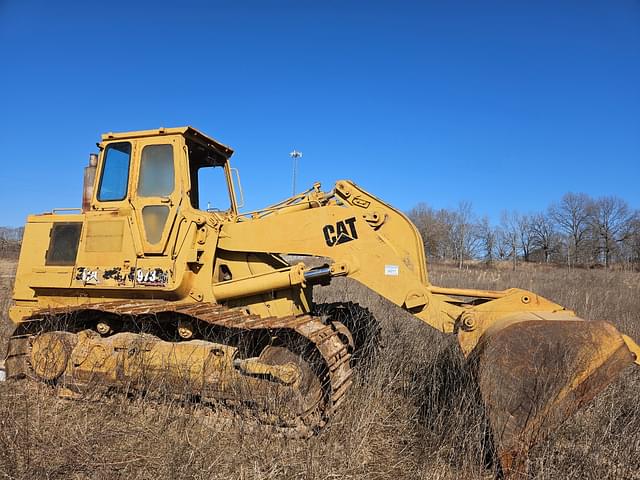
[{"x1": 1, "y1": 259, "x2": 638, "y2": 479}]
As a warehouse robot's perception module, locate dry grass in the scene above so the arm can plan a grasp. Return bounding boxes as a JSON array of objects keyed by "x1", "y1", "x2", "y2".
[
  {"x1": 0, "y1": 260, "x2": 639, "y2": 479},
  {"x1": 0, "y1": 258, "x2": 16, "y2": 359}
]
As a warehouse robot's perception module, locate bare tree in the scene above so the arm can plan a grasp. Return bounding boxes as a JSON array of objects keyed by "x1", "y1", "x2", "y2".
[
  {"x1": 625, "y1": 212, "x2": 640, "y2": 268},
  {"x1": 477, "y1": 216, "x2": 496, "y2": 264},
  {"x1": 549, "y1": 193, "x2": 593, "y2": 267},
  {"x1": 0, "y1": 226, "x2": 23, "y2": 258},
  {"x1": 408, "y1": 203, "x2": 453, "y2": 261},
  {"x1": 516, "y1": 214, "x2": 535, "y2": 262},
  {"x1": 590, "y1": 196, "x2": 634, "y2": 268},
  {"x1": 529, "y1": 212, "x2": 556, "y2": 263},
  {"x1": 494, "y1": 226, "x2": 509, "y2": 260},
  {"x1": 408, "y1": 203, "x2": 439, "y2": 260},
  {"x1": 449, "y1": 201, "x2": 480, "y2": 269},
  {"x1": 500, "y1": 211, "x2": 520, "y2": 270}
]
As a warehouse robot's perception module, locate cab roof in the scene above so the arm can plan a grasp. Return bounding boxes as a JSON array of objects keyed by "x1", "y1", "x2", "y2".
[{"x1": 101, "y1": 126, "x2": 234, "y2": 159}]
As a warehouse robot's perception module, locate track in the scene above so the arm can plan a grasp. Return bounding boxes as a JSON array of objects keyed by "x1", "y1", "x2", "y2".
[{"x1": 5, "y1": 300, "x2": 353, "y2": 436}]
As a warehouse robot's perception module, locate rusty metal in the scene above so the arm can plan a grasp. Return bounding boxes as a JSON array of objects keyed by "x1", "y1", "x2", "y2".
[
  {"x1": 5, "y1": 300, "x2": 352, "y2": 434},
  {"x1": 472, "y1": 319, "x2": 635, "y2": 478},
  {"x1": 82, "y1": 153, "x2": 98, "y2": 213}
]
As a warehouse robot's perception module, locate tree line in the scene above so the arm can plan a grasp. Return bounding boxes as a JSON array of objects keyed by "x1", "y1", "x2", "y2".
[
  {"x1": 407, "y1": 193, "x2": 640, "y2": 269},
  {"x1": 0, "y1": 227, "x2": 23, "y2": 258}
]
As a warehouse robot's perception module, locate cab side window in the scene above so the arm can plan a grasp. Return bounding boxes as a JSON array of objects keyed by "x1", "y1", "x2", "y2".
[
  {"x1": 187, "y1": 141, "x2": 231, "y2": 211},
  {"x1": 195, "y1": 166, "x2": 232, "y2": 211},
  {"x1": 97, "y1": 142, "x2": 131, "y2": 202}
]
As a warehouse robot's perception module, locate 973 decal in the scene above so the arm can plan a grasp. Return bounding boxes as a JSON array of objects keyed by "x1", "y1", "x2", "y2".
[
  {"x1": 75, "y1": 266, "x2": 169, "y2": 287},
  {"x1": 135, "y1": 268, "x2": 169, "y2": 286}
]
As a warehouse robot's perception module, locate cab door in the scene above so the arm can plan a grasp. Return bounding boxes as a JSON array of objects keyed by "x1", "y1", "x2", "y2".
[{"x1": 131, "y1": 137, "x2": 182, "y2": 255}]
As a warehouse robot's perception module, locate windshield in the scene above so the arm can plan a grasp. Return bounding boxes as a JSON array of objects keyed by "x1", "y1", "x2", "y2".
[{"x1": 97, "y1": 142, "x2": 131, "y2": 202}]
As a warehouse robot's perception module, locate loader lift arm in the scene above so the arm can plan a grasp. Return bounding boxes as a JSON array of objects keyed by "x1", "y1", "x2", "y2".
[
  {"x1": 219, "y1": 179, "x2": 461, "y2": 332},
  {"x1": 217, "y1": 180, "x2": 640, "y2": 477}
]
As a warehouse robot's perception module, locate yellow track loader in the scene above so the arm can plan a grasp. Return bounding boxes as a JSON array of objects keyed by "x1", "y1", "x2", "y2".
[{"x1": 6, "y1": 127, "x2": 640, "y2": 477}]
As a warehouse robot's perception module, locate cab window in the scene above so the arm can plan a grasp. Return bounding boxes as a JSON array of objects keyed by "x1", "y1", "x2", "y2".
[
  {"x1": 187, "y1": 141, "x2": 231, "y2": 211},
  {"x1": 138, "y1": 144, "x2": 175, "y2": 197},
  {"x1": 196, "y1": 167, "x2": 231, "y2": 211},
  {"x1": 97, "y1": 142, "x2": 131, "y2": 202}
]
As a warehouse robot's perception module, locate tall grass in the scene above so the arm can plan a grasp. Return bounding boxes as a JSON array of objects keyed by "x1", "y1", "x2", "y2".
[{"x1": 0, "y1": 260, "x2": 638, "y2": 479}]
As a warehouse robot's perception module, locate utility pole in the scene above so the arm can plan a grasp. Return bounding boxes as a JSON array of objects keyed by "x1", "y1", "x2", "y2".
[{"x1": 289, "y1": 149, "x2": 303, "y2": 196}]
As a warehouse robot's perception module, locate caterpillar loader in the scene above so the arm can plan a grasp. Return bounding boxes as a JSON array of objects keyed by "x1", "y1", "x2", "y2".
[{"x1": 6, "y1": 127, "x2": 640, "y2": 477}]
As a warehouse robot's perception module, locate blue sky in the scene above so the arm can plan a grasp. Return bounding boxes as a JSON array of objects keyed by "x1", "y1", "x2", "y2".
[{"x1": 1, "y1": 0, "x2": 638, "y2": 226}]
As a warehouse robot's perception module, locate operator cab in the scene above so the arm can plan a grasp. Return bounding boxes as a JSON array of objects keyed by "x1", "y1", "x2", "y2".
[
  {"x1": 93, "y1": 126, "x2": 237, "y2": 213},
  {"x1": 11, "y1": 127, "x2": 241, "y2": 306},
  {"x1": 87, "y1": 126, "x2": 239, "y2": 257}
]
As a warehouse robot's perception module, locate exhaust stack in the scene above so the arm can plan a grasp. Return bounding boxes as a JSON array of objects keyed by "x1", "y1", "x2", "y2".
[{"x1": 82, "y1": 153, "x2": 98, "y2": 212}]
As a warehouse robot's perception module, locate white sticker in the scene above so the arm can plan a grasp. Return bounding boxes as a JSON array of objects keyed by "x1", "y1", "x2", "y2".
[
  {"x1": 384, "y1": 264, "x2": 399, "y2": 276},
  {"x1": 76, "y1": 267, "x2": 99, "y2": 285},
  {"x1": 135, "y1": 268, "x2": 169, "y2": 286}
]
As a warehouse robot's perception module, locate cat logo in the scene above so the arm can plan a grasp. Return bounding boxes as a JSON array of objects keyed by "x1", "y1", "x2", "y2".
[{"x1": 323, "y1": 217, "x2": 358, "y2": 247}]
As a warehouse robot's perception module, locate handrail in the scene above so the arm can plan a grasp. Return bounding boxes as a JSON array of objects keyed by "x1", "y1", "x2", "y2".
[
  {"x1": 51, "y1": 208, "x2": 82, "y2": 214},
  {"x1": 231, "y1": 167, "x2": 245, "y2": 209}
]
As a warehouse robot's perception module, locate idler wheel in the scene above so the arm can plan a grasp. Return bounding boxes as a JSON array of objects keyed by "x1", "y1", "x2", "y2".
[{"x1": 30, "y1": 332, "x2": 77, "y2": 381}]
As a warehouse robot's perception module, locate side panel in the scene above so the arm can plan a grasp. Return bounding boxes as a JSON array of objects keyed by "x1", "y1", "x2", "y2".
[
  {"x1": 13, "y1": 219, "x2": 57, "y2": 303},
  {"x1": 73, "y1": 210, "x2": 138, "y2": 289},
  {"x1": 11, "y1": 214, "x2": 84, "y2": 321}
]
